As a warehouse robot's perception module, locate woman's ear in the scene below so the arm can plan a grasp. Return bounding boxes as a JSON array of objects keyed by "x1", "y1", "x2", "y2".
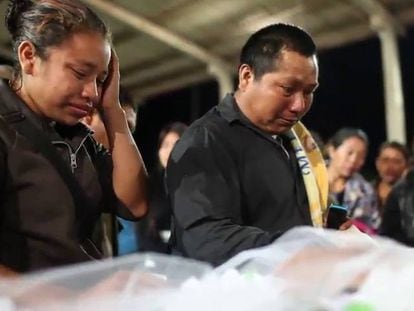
[{"x1": 18, "y1": 41, "x2": 37, "y2": 75}]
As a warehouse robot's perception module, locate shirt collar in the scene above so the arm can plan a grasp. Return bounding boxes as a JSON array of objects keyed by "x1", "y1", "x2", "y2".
[
  {"x1": 216, "y1": 93, "x2": 241, "y2": 123},
  {"x1": 216, "y1": 93, "x2": 277, "y2": 140}
]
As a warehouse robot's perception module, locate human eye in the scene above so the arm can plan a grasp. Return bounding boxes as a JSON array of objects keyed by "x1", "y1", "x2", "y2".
[
  {"x1": 96, "y1": 72, "x2": 108, "y2": 87},
  {"x1": 304, "y1": 88, "x2": 315, "y2": 96},
  {"x1": 379, "y1": 156, "x2": 389, "y2": 162},
  {"x1": 278, "y1": 84, "x2": 295, "y2": 96},
  {"x1": 96, "y1": 77, "x2": 106, "y2": 87},
  {"x1": 71, "y1": 68, "x2": 87, "y2": 80},
  {"x1": 346, "y1": 150, "x2": 354, "y2": 157}
]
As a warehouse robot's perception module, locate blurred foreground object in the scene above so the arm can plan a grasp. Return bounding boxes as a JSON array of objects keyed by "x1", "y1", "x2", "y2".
[{"x1": 3, "y1": 227, "x2": 414, "y2": 310}]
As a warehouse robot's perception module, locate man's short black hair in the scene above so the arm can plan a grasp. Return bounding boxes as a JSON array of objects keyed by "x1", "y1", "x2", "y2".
[{"x1": 239, "y1": 23, "x2": 317, "y2": 80}]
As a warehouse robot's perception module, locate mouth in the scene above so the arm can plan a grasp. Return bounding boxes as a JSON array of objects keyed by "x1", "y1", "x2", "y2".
[
  {"x1": 68, "y1": 103, "x2": 92, "y2": 118},
  {"x1": 279, "y1": 118, "x2": 298, "y2": 126},
  {"x1": 384, "y1": 171, "x2": 398, "y2": 178},
  {"x1": 343, "y1": 166, "x2": 357, "y2": 175}
]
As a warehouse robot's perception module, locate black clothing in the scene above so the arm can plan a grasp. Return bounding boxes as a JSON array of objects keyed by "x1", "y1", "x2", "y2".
[
  {"x1": 336, "y1": 191, "x2": 345, "y2": 206},
  {"x1": 380, "y1": 170, "x2": 414, "y2": 246},
  {"x1": 0, "y1": 80, "x2": 135, "y2": 272},
  {"x1": 371, "y1": 178, "x2": 386, "y2": 216},
  {"x1": 138, "y1": 168, "x2": 170, "y2": 253},
  {"x1": 166, "y1": 94, "x2": 311, "y2": 266}
]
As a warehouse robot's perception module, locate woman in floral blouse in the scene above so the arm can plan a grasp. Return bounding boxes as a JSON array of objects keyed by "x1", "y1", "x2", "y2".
[{"x1": 327, "y1": 128, "x2": 379, "y2": 232}]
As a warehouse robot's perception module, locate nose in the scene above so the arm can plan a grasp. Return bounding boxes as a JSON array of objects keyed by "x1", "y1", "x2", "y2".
[
  {"x1": 348, "y1": 154, "x2": 357, "y2": 164},
  {"x1": 348, "y1": 153, "x2": 362, "y2": 167},
  {"x1": 289, "y1": 92, "x2": 306, "y2": 113},
  {"x1": 82, "y1": 80, "x2": 99, "y2": 102}
]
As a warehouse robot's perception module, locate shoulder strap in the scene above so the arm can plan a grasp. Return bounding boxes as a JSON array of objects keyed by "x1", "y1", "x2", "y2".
[{"x1": 0, "y1": 80, "x2": 94, "y2": 240}]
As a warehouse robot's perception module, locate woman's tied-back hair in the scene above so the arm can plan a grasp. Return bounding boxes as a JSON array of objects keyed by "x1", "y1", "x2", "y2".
[
  {"x1": 5, "y1": 0, "x2": 111, "y2": 81},
  {"x1": 239, "y1": 23, "x2": 317, "y2": 80},
  {"x1": 328, "y1": 127, "x2": 370, "y2": 149}
]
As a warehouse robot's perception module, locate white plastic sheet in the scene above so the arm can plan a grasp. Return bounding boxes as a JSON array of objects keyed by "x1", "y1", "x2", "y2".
[
  {"x1": 0, "y1": 252, "x2": 211, "y2": 310},
  {"x1": 2, "y1": 227, "x2": 414, "y2": 310}
]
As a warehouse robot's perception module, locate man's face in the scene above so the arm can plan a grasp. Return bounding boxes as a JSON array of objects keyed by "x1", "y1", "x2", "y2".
[
  {"x1": 376, "y1": 147, "x2": 407, "y2": 184},
  {"x1": 237, "y1": 49, "x2": 318, "y2": 134}
]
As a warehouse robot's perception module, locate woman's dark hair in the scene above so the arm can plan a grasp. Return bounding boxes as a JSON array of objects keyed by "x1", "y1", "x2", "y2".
[
  {"x1": 378, "y1": 141, "x2": 409, "y2": 162},
  {"x1": 328, "y1": 127, "x2": 369, "y2": 149},
  {"x1": 158, "y1": 122, "x2": 188, "y2": 147},
  {"x1": 5, "y1": 0, "x2": 111, "y2": 81}
]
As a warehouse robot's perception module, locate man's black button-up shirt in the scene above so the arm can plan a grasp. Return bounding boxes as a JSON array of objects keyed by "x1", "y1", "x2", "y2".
[{"x1": 166, "y1": 94, "x2": 312, "y2": 266}]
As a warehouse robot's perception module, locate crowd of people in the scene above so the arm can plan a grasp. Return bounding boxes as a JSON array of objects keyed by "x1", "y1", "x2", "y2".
[{"x1": 0, "y1": 0, "x2": 413, "y2": 277}]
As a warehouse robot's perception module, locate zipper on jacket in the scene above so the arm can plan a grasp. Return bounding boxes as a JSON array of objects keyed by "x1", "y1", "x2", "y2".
[
  {"x1": 70, "y1": 153, "x2": 77, "y2": 171},
  {"x1": 52, "y1": 135, "x2": 89, "y2": 174}
]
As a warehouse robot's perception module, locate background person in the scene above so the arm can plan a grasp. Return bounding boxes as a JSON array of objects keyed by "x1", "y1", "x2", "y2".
[
  {"x1": 373, "y1": 141, "x2": 409, "y2": 215},
  {"x1": 139, "y1": 122, "x2": 187, "y2": 253},
  {"x1": 83, "y1": 86, "x2": 140, "y2": 256},
  {"x1": 0, "y1": 64, "x2": 13, "y2": 80},
  {"x1": 380, "y1": 169, "x2": 414, "y2": 246},
  {"x1": 327, "y1": 128, "x2": 379, "y2": 232}
]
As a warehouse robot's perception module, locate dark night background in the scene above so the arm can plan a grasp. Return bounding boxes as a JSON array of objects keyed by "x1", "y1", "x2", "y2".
[{"x1": 136, "y1": 26, "x2": 414, "y2": 178}]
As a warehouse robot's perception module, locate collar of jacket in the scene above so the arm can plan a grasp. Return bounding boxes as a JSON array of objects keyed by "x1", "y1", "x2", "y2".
[{"x1": 216, "y1": 93, "x2": 241, "y2": 124}]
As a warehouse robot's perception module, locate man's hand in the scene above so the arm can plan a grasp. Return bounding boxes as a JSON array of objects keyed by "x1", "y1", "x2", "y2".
[{"x1": 339, "y1": 219, "x2": 353, "y2": 231}]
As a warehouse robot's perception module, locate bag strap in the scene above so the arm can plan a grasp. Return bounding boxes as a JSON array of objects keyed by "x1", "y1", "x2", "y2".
[{"x1": 0, "y1": 80, "x2": 94, "y2": 240}]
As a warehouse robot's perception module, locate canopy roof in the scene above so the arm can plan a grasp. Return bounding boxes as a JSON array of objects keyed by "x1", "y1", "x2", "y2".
[{"x1": 1, "y1": 0, "x2": 414, "y2": 100}]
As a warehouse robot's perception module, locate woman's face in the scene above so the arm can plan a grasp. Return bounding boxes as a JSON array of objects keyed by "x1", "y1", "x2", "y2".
[
  {"x1": 328, "y1": 136, "x2": 367, "y2": 178},
  {"x1": 158, "y1": 131, "x2": 180, "y2": 168},
  {"x1": 18, "y1": 31, "x2": 111, "y2": 125}
]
